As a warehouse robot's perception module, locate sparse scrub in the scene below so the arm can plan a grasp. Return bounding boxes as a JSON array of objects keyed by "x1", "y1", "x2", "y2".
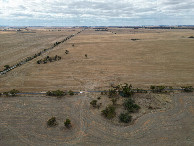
[
  {"x1": 111, "y1": 98, "x2": 117, "y2": 105},
  {"x1": 46, "y1": 90, "x2": 65, "y2": 97},
  {"x1": 119, "y1": 113, "x2": 132, "y2": 123},
  {"x1": 3, "y1": 89, "x2": 20, "y2": 96},
  {"x1": 101, "y1": 105, "x2": 116, "y2": 119},
  {"x1": 135, "y1": 88, "x2": 148, "y2": 93},
  {"x1": 181, "y1": 86, "x2": 193, "y2": 92},
  {"x1": 47, "y1": 117, "x2": 57, "y2": 127},
  {"x1": 108, "y1": 88, "x2": 117, "y2": 98},
  {"x1": 123, "y1": 98, "x2": 140, "y2": 113}
]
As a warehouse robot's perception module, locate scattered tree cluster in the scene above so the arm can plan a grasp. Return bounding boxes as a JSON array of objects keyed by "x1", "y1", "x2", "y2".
[
  {"x1": 37, "y1": 55, "x2": 61, "y2": 64},
  {"x1": 47, "y1": 117, "x2": 72, "y2": 128}
]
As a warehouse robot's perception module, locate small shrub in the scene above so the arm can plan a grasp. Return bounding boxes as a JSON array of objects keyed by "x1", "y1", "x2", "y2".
[
  {"x1": 85, "y1": 54, "x2": 88, "y2": 58},
  {"x1": 111, "y1": 98, "x2": 117, "y2": 105},
  {"x1": 64, "y1": 119, "x2": 71, "y2": 128},
  {"x1": 101, "y1": 105, "x2": 116, "y2": 119},
  {"x1": 90, "y1": 100, "x2": 97, "y2": 107},
  {"x1": 123, "y1": 98, "x2": 140, "y2": 113},
  {"x1": 181, "y1": 86, "x2": 193, "y2": 92},
  {"x1": 97, "y1": 96, "x2": 101, "y2": 100},
  {"x1": 108, "y1": 88, "x2": 117, "y2": 98},
  {"x1": 68, "y1": 90, "x2": 74, "y2": 96},
  {"x1": 47, "y1": 117, "x2": 57, "y2": 127},
  {"x1": 119, "y1": 113, "x2": 132, "y2": 123}
]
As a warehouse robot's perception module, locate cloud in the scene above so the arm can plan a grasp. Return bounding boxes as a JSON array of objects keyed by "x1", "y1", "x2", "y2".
[{"x1": 0, "y1": 0, "x2": 193, "y2": 26}]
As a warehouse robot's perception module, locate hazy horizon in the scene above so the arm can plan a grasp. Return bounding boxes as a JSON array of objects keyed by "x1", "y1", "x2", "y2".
[{"x1": 0, "y1": 0, "x2": 194, "y2": 26}]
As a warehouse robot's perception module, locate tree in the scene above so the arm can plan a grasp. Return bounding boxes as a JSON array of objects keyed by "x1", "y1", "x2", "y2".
[
  {"x1": 101, "y1": 105, "x2": 116, "y2": 119},
  {"x1": 85, "y1": 54, "x2": 88, "y2": 58},
  {"x1": 64, "y1": 119, "x2": 71, "y2": 128},
  {"x1": 123, "y1": 98, "x2": 140, "y2": 113}
]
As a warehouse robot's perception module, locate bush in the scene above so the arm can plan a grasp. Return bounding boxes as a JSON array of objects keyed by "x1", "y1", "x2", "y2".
[
  {"x1": 123, "y1": 98, "x2": 140, "y2": 113},
  {"x1": 64, "y1": 119, "x2": 71, "y2": 128},
  {"x1": 101, "y1": 105, "x2": 116, "y2": 119},
  {"x1": 4, "y1": 65, "x2": 10, "y2": 70},
  {"x1": 9, "y1": 89, "x2": 20, "y2": 96},
  {"x1": 90, "y1": 100, "x2": 97, "y2": 107},
  {"x1": 46, "y1": 90, "x2": 65, "y2": 97},
  {"x1": 119, "y1": 113, "x2": 132, "y2": 123},
  {"x1": 47, "y1": 117, "x2": 57, "y2": 127},
  {"x1": 68, "y1": 90, "x2": 74, "y2": 96},
  {"x1": 150, "y1": 85, "x2": 166, "y2": 93},
  {"x1": 181, "y1": 86, "x2": 193, "y2": 92}
]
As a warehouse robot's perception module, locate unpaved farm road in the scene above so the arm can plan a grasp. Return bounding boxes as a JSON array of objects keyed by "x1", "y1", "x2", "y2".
[{"x1": 0, "y1": 93, "x2": 193, "y2": 146}]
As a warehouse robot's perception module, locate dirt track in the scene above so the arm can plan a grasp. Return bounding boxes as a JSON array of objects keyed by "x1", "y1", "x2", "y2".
[{"x1": 0, "y1": 93, "x2": 193, "y2": 146}]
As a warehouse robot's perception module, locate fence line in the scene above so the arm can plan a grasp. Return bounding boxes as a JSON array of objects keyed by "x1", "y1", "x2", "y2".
[{"x1": 0, "y1": 29, "x2": 86, "y2": 75}]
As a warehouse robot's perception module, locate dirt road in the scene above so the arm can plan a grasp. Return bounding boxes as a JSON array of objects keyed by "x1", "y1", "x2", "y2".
[{"x1": 0, "y1": 93, "x2": 193, "y2": 146}]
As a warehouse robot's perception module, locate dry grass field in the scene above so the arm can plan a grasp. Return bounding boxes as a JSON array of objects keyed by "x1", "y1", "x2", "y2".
[{"x1": 0, "y1": 28, "x2": 194, "y2": 92}]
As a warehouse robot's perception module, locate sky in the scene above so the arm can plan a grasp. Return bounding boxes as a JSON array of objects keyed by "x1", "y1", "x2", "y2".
[{"x1": 0, "y1": 0, "x2": 194, "y2": 26}]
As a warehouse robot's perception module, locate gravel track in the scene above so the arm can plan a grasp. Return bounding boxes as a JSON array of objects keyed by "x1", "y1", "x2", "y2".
[{"x1": 0, "y1": 93, "x2": 193, "y2": 146}]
